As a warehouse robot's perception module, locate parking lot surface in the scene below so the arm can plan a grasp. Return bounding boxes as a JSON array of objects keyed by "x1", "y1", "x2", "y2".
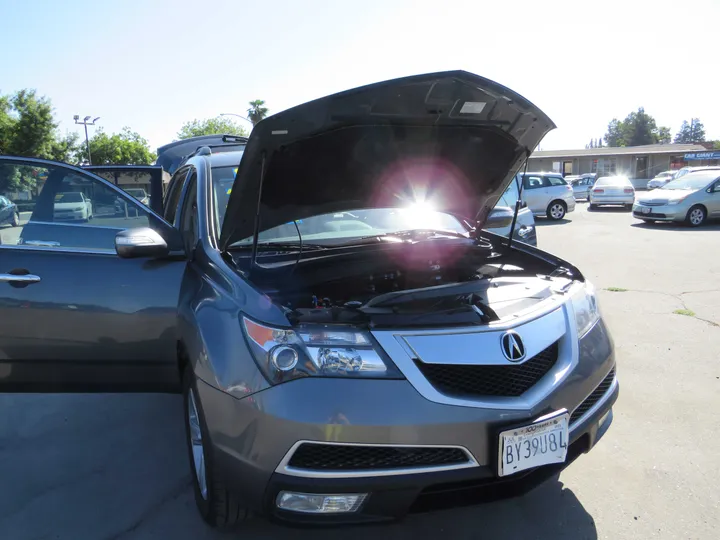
[{"x1": 1, "y1": 202, "x2": 718, "y2": 539}]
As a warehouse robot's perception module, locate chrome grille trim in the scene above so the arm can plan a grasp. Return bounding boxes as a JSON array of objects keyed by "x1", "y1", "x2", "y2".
[{"x1": 275, "y1": 440, "x2": 479, "y2": 478}]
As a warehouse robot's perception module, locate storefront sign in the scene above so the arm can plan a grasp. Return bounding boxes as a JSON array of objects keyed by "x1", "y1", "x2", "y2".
[{"x1": 684, "y1": 151, "x2": 720, "y2": 160}]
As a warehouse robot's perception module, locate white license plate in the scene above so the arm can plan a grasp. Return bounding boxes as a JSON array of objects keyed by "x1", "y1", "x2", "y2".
[
  {"x1": 641, "y1": 207, "x2": 651, "y2": 214},
  {"x1": 498, "y1": 411, "x2": 569, "y2": 477}
]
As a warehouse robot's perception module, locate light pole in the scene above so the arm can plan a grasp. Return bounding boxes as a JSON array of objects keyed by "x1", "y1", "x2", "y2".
[
  {"x1": 74, "y1": 115, "x2": 100, "y2": 165},
  {"x1": 219, "y1": 113, "x2": 254, "y2": 128}
]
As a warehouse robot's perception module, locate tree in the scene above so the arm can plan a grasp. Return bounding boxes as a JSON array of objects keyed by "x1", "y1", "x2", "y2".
[
  {"x1": 177, "y1": 116, "x2": 248, "y2": 139},
  {"x1": 80, "y1": 127, "x2": 156, "y2": 165},
  {"x1": 5, "y1": 89, "x2": 58, "y2": 158},
  {"x1": 597, "y1": 138, "x2": 603, "y2": 148},
  {"x1": 50, "y1": 131, "x2": 82, "y2": 163},
  {"x1": 657, "y1": 126, "x2": 671, "y2": 144},
  {"x1": 247, "y1": 99, "x2": 269, "y2": 125},
  {"x1": 674, "y1": 118, "x2": 706, "y2": 144},
  {"x1": 603, "y1": 108, "x2": 671, "y2": 147}
]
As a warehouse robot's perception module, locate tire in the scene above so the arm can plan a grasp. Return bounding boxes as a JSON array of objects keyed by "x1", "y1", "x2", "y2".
[
  {"x1": 625, "y1": 204, "x2": 633, "y2": 211},
  {"x1": 589, "y1": 203, "x2": 597, "y2": 211},
  {"x1": 11, "y1": 211, "x2": 19, "y2": 227},
  {"x1": 546, "y1": 201, "x2": 566, "y2": 220},
  {"x1": 183, "y1": 366, "x2": 248, "y2": 529},
  {"x1": 685, "y1": 205, "x2": 706, "y2": 227}
]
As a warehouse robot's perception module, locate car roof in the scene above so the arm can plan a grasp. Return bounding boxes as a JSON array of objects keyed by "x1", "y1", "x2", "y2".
[{"x1": 520, "y1": 171, "x2": 563, "y2": 177}]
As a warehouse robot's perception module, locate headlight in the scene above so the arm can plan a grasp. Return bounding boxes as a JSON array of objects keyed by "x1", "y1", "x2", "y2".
[
  {"x1": 667, "y1": 197, "x2": 687, "y2": 205},
  {"x1": 570, "y1": 281, "x2": 601, "y2": 338},
  {"x1": 242, "y1": 317, "x2": 402, "y2": 384}
]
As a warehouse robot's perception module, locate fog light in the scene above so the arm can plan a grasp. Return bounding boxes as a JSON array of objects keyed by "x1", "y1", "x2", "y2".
[{"x1": 276, "y1": 491, "x2": 367, "y2": 514}]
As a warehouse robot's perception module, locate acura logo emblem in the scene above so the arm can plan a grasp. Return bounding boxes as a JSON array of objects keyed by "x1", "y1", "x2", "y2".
[{"x1": 501, "y1": 331, "x2": 526, "y2": 362}]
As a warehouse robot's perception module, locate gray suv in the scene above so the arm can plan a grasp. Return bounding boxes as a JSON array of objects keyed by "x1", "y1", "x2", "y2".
[{"x1": 0, "y1": 71, "x2": 617, "y2": 529}]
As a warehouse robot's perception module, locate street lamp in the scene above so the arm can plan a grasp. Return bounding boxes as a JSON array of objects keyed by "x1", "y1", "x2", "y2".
[
  {"x1": 219, "y1": 113, "x2": 253, "y2": 127},
  {"x1": 74, "y1": 115, "x2": 100, "y2": 165}
]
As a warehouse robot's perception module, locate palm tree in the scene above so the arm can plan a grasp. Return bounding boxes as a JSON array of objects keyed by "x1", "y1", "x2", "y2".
[{"x1": 247, "y1": 100, "x2": 269, "y2": 125}]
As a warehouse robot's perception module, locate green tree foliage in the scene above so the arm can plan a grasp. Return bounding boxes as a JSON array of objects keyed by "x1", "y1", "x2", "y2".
[
  {"x1": 177, "y1": 116, "x2": 248, "y2": 139},
  {"x1": 247, "y1": 100, "x2": 269, "y2": 125},
  {"x1": 50, "y1": 132, "x2": 82, "y2": 163},
  {"x1": 4, "y1": 89, "x2": 58, "y2": 158},
  {"x1": 674, "y1": 118, "x2": 706, "y2": 144},
  {"x1": 81, "y1": 127, "x2": 156, "y2": 165},
  {"x1": 603, "y1": 108, "x2": 671, "y2": 147}
]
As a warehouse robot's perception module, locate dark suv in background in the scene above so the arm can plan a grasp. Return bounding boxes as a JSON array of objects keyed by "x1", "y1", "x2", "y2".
[{"x1": 0, "y1": 71, "x2": 617, "y2": 529}]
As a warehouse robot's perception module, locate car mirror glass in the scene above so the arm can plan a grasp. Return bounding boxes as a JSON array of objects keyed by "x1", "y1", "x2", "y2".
[{"x1": 115, "y1": 227, "x2": 169, "y2": 258}]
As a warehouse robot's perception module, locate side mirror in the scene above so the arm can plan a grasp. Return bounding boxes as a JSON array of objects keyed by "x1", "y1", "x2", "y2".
[
  {"x1": 485, "y1": 207, "x2": 515, "y2": 229},
  {"x1": 115, "y1": 227, "x2": 169, "y2": 258}
]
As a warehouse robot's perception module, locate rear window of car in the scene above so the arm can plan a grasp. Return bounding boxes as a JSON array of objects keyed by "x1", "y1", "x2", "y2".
[
  {"x1": 595, "y1": 176, "x2": 630, "y2": 186},
  {"x1": 546, "y1": 176, "x2": 567, "y2": 186}
]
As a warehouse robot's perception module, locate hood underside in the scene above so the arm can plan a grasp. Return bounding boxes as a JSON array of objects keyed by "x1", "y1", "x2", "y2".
[{"x1": 219, "y1": 71, "x2": 555, "y2": 250}]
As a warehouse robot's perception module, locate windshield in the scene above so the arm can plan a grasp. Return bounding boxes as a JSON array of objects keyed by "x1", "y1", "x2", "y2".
[
  {"x1": 595, "y1": 176, "x2": 630, "y2": 186},
  {"x1": 55, "y1": 192, "x2": 83, "y2": 203},
  {"x1": 661, "y1": 173, "x2": 717, "y2": 190},
  {"x1": 230, "y1": 207, "x2": 468, "y2": 246}
]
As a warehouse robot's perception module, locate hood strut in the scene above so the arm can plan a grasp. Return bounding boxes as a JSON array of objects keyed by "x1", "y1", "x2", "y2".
[
  {"x1": 249, "y1": 152, "x2": 267, "y2": 275},
  {"x1": 507, "y1": 152, "x2": 530, "y2": 249}
]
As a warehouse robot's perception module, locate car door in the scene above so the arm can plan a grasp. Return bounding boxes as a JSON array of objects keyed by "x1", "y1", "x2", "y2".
[
  {"x1": 708, "y1": 180, "x2": 720, "y2": 218},
  {"x1": 0, "y1": 157, "x2": 187, "y2": 392},
  {"x1": 521, "y1": 174, "x2": 548, "y2": 213}
]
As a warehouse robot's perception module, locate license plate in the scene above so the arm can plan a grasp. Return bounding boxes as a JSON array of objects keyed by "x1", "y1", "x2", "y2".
[
  {"x1": 498, "y1": 411, "x2": 569, "y2": 477},
  {"x1": 641, "y1": 207, "x2": 651, "y2": 214}
]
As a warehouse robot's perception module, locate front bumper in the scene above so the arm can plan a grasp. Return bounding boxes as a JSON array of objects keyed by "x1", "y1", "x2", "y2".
[
  {"x1": 632, "y1": 202, "x2": 685, "y2": 221},
  {"x1": 195, "y1": 319, "x2": 617, "y2": 523}
]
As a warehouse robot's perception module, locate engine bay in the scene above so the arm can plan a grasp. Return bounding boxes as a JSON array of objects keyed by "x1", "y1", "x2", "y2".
[{"x1": 229, "y1": 236, "x2": 575, "y2": 327}]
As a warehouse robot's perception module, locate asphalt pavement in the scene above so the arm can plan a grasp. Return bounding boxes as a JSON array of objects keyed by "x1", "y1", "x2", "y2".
[{"x1": 0, "y1": 201, "x2": 718, "y2": 539}]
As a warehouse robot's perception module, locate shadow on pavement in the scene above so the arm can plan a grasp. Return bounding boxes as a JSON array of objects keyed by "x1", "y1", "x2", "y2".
[
  {"x1": 0, "y1": 394, "x2": 597, "y2": 540},
  {"x1": 535, "y1": 218, "x2": 572, "y2": 226},
  {"x1": 630, "y1": 220, "x2": 720, "y2": 232}
]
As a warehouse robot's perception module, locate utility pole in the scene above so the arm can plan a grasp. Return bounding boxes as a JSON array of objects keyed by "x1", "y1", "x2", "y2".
[{"x1": 73, "y1": 115, "x2": 100, "y2": 165}]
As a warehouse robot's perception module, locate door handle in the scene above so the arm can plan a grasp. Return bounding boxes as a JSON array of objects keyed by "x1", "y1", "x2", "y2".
[
  {"x1": 0, "y1": 273, "x2": 41, "y2": 284},
  {"x1": 23, "y1": 240, "x2": 60, "y2": 247}
]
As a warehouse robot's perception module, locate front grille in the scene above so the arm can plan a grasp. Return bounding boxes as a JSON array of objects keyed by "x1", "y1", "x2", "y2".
[
  {"x1": 287, "y1": 443, "x2": 469, "y2": 471},
  {"x1": 570, "y1": 368, "x2": 616, "y2": 425},
  {"x1": 634, "y1": 211, "x2": 666, "y2": 218},
  {"x1": 414, "y1": 341, "x2": 559, "y2": 398},
  {"x1": 638, "y1": 200, "x2": 667, "y2": 206}
]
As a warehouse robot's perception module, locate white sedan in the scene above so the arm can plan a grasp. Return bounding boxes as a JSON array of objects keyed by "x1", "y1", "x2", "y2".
[
  {"x1": 53, "y1": 191, "x2": 93, "y2": 222},
  {"x1": 647, "y1": 171, "x2": 675, "y2": 190},
  {"x1": 589, "y1": 176, "x2": 635, "y2": 210}
]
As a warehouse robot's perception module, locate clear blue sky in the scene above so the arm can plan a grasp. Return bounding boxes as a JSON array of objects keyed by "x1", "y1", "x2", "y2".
[{"x1": 2, "y1": 0, "x2": 719, "y2": 152}]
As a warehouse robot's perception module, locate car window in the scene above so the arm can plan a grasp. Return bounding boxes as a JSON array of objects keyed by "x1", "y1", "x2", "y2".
[
  {"x1": 179, "y1": 171, "x2": 199, "y2": 255},
  {"x1": 523, "y1": 175, "x2": 545, "y2": 190},
  {"x1": 545, "y1": 176, "x2": 567, "y2": 187},
  {"x1": 0, "y1": 161, "x2": 149, "y2": 252},
  {"x1": 211, "y1": 165, "x2": 239, "y2": 234},
  {"x1": 164, "y1": 167, "x2": 189, "y2": 225},
  {"x1": 497, "y1": 178, "x2": 520, "y2": 207}
]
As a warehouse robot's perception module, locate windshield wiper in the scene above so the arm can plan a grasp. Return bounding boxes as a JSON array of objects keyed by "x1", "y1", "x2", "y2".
[
  {"x1": 339, "y1": 229, "x2": 470, "y2": 246},
  {"x1": 227, "y1": 241, "x2": 326, "y2": 252}
]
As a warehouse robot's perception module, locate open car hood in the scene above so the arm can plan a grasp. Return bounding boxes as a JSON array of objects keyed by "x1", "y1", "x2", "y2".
[{"x1": 219, "y1": 70, "x2": 555, "y2": 251}]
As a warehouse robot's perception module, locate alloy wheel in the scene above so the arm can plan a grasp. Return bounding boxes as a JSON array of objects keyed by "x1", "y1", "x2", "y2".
[
  {"x1": 187, "y1": 388, "x2": 208, "y2": 500},
  {"x1": 689, "y1": 207, "x2": 705, "y2": 226}
]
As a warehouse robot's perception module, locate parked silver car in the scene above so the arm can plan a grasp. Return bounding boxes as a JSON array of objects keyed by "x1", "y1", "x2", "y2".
[
  {"x1": 633, "y1": 170, "x2": 720, "y2": 226},
  {"x1": 486, "y1": 176, "x2": 537, "y2": 245},
  {"x1": 588, "y1": 176, "x2": 635, "y2": 210},
  {"x1": 672, "y1": 165, "x2": 720, "y2": 181},
  {"x1": 646, "y1": 171, "x2": 675, "y2": 190},
  {"x1": 517, "y1": 172, "x2": 576, "y2": 220},
  {"x1": 569, "y1": 174, "x2": 596, "y2": 200}
]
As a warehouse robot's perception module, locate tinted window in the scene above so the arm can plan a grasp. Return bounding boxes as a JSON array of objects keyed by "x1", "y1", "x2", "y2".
[
  {"x1": 0, "y1": 161, "x2": 149, "y2": 251},
  {"x1": 164, "y1": 167, "x2": 189, "y2": 225},
  {"x1": 211, "y1": 165, "x2": 239, "y2": 233},
  {"x1": 523, "y1": 175, "x2": 545, "y2": 189}
]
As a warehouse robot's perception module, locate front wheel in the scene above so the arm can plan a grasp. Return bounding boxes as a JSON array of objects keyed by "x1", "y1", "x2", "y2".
[
  {"x1": 183, "y1": 367, "x2": 249, "y2": 529},
  {"x1": 685, "y1": 205, "x2": 706, "y2": 227},
  {"x1": 11, "y1": 211, "x2": 19, "y2": 227},
  {"x1": 546, "y1": 201, "x2": 566, "y2": 220}
]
